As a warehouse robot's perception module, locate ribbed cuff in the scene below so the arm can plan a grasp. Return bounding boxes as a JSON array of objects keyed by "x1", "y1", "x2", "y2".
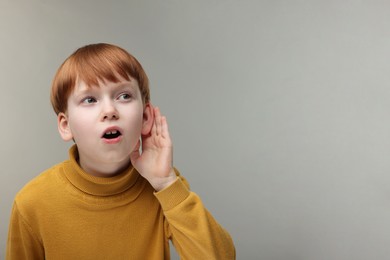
[{"x1": 154, "y1": 177, "x2": 190, "y2": 211}]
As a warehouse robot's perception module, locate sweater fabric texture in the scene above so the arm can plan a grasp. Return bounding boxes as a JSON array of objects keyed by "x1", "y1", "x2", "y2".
[{"x1": 6, "y1": 145, "x2": 235, "y2": 259}]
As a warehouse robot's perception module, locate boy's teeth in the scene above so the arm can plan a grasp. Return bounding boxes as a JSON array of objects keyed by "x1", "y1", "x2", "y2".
[
  {"x1": 103, "y1": 129, "x2": 121, "y2": 139},
  {"x1": 106, "y1": 130, "x2": 117, "y2": 135}
]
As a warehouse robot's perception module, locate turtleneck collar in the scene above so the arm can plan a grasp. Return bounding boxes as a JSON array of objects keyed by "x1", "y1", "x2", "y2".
[{"x1": 63, "y1": 145, "x2": 140, "y2": 197}]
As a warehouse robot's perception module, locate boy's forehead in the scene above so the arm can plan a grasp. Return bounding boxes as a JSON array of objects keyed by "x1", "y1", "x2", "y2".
[{"x1": 73, "y1": 76, "x2": 138, "y2": 93}]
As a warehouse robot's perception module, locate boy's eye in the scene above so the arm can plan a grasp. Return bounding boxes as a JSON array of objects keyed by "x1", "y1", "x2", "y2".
[
  {"x1": 118, "y1": 93, "x2": 132, "y2": 101},
  {"x1": 82, "y1": 97, "x2": 97, "y2": 104}
]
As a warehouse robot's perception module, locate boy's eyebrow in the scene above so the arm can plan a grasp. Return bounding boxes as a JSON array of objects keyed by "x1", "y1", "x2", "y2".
[
  {"x1": 73, "y1": 79, "x2": 137, "y2": 96},
  {"x1": 73, "y1": 88, "x2": 96, "y2": 99},
  {"x1": 113, "y1": 81, "x2": 135, "y2": 89},
  {"x1": 110, "y1": 82, "x2": 139, "y2": 94}
]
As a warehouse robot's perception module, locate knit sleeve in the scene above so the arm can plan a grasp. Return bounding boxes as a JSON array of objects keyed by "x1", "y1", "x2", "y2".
[
  {"x1": 6, "y1": 202, "x2": 44, "y2": 260},
  {"x1": 154, "y1": 174, "x2": 236, "y2": 260}
]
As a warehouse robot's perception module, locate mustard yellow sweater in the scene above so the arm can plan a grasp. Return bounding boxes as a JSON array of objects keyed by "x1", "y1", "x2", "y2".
[{"x1": 6, "y1": 145, "x2": 235, "y2": 259}]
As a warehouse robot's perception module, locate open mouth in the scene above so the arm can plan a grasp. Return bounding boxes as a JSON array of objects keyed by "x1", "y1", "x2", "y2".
[{"x1": 102, "y1": 130, "x2": 122, "y2": 139}]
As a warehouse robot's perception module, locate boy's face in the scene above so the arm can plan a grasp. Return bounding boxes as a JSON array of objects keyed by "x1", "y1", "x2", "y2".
[{"x1": 57, "y1": 76, "x2": 153, "y2": 177}]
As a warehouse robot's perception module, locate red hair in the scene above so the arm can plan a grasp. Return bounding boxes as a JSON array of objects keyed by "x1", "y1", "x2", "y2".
[{"x1": 50, "y1": 43, "x2": 150, "y2": 114}]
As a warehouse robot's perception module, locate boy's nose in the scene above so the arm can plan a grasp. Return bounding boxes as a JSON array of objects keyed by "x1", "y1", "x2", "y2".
[{"x1": 101, "y1": 101, "x2": 119, "y2": 121}]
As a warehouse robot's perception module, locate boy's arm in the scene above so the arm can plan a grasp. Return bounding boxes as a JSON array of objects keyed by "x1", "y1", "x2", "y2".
[
  {"x1": 155, "y1": 173, "x2": 236, "y2": 259},
  {"x1": 6, "y1": 202, "x2": 44, "y2": 260},
  {"x1": 130, "y1": 105, "x2": 235, "y2": 259}
]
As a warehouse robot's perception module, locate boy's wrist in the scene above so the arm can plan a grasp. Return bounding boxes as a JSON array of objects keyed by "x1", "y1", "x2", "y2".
[{"x1": 149, "y1": 170, "x2": 177, "y2": 192}]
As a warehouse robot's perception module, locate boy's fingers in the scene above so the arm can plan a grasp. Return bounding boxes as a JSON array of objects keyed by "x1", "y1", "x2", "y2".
[
  {"x1": 155, "y1": 107, "x2": 162, "y2": 136},
  {"x1": 151, "y1": 108, "x2": 158, "y2": 137},
  {"x1": 161, "y1": 116, "x2": 169, "y2": 139}
]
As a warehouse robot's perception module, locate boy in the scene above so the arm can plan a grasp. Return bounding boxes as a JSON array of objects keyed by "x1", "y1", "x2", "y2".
[{"x1": 6, "y1": 43, "x2": 235, "y2": 259}]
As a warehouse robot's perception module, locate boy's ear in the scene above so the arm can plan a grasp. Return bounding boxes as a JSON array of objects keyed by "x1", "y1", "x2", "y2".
[
  {"x1": 141, "y1": 103, "x2": 154, "y2": 136},
  {"x1": 57, "y1": 112, "x2": 73, "y2": 141}
]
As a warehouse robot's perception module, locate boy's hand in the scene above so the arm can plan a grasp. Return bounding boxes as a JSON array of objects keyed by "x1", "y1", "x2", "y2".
[{"x1": 130, "y1": 106, "x2": 177, "y2": 191}]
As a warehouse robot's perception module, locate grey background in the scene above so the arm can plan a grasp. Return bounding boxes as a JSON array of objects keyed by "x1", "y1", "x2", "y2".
[{"x1": 1, "y1": 0, "x2": 390, "y2": 259}]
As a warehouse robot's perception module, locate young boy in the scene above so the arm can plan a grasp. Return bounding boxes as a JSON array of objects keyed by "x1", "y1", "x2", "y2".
[{"x1": 6, "y1": 43, "x2": 235, "y2": 259}]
